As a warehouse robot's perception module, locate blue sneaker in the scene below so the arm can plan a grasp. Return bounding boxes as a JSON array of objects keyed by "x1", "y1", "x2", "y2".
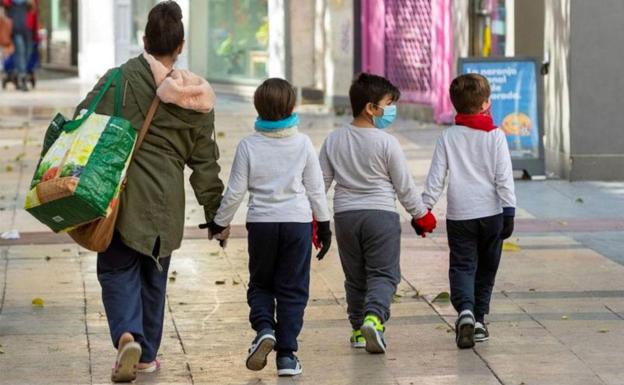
[
  {"x1": 455, "y1": 309, "x2": 476, "y2": 349},
  {"x1": 246, "y1": 329, "x2": 276, "y2": 371},
  {"x1": 276, "y1": 355, "x2": 302, "y2": 377}
]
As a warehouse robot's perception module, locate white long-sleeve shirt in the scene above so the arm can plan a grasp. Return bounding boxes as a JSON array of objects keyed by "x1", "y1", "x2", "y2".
[
  {"x1": 214, "y1": 132, "x2": 331, "y2": 225},
  {"x1": 422, "y1": 125, "x2": 516, "y2": 221},
  {"x1": 319, "y1": 124, "x2": 428, "y2": 218}
]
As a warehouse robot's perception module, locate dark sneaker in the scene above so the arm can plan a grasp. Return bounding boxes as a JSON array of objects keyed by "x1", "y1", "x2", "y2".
[
  {"x1": 455, "y1": 309, "x2": 476, "y2": 349},
  {"x1": 474, "y1": 321, "x2": 489, "y2": 342},
  {"x1": 246, "y1": 329, "x2": 276, "y2": 371},
  {"x1": 350, "y1": 329, "x2": 366, "y2": 349},
  {"x1": 276, "y1": 355, "x2": 302, "y2": 377},
  {"x1": 360, "y1": 314, "x2": 386, "y2": 354}
]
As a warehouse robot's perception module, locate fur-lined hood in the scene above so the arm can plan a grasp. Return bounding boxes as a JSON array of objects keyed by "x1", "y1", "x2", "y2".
[{"x1": 143, "y1": 52, "x2": 216, "y2": 113}]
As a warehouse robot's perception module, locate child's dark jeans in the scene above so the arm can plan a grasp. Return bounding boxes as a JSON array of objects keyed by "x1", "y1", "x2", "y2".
[
  {"x1": 447, "y1": 214, "x2": 504, "y2": 322},
  {"x1": 246, "y1": 222, "x2": 312, "y2": 356}
]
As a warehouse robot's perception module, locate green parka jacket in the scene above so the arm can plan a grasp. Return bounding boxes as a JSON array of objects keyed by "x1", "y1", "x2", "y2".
[{"x1": 75, "y1": 55, "x2": 224, "y2": 258}]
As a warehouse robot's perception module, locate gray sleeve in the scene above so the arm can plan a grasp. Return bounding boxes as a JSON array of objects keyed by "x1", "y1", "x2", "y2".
[
  {"x1": 387, "y1": 136, "x2": 428, "y2": 218},
  {"x1": 494, "y1": 131, "x2": 516, "y2": 208},
  {"x1": 318, "y1": 139, "x2": 334, "y2": 193},
  {"x1": 214, "y1": 141, "x2": 249, "y2": 227},
  {"x1": 422, "y1": 135, "x2": 448, "y2": 209},
  {"x1": 303, "y1": 138, "x2": 331, "y2": 222}
]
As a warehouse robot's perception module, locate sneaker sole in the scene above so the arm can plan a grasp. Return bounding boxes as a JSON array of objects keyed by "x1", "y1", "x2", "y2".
[
  {"x1": 474, "y1": 335, "x2": 489, "y2": 343},
  {"x1": 361, "y1": 324, "x2": 386, "y2": 354},
  {"x1": 111, "y1": 342, "x2": 141, "y2": 383},
  {"x1": 277, "y1": 367, "x2": 302, "y2": 377},
  {"x1": 351, "y1": 341, "x2": 366, "y2": 349},
  {"x1": 456, "y1": 323, "x2": 475, "y2": 349},
  {"x1": 246, "y1": 335, "x2": 275, "y2": 371}
]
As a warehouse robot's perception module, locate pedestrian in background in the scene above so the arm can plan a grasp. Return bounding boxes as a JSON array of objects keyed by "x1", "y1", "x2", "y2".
[
  {"x1": 74, "y1": 1, "x2": 223, "y2": 382},
  {"x1": 422, "y1": 73, "x2": 516, "y2": 349},
  {"x1": 3, "y1": 0, "x2": 30, "y2": 91},
  {"x1": 208, "y1": 78, "x2": 332, "y2": 377}
]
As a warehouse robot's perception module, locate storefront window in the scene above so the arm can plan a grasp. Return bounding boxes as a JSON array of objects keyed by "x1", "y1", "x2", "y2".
[
  {"x1": 132, "y1": 0, "x2": 159, "y2": 46},
  {"x1": 39, "y1": 0, "x2": 74, "y2": 67},
  {"x1": 205, "y1": 0, "x2": 269, "y2": 83},
  {"x1": 470, "y1": 0, "x2": 508, "y2": 57}
]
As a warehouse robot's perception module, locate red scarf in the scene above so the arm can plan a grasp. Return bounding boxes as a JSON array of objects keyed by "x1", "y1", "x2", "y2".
[{"x1": 455, "y1": 112, "x2": 497, "y2": 132}]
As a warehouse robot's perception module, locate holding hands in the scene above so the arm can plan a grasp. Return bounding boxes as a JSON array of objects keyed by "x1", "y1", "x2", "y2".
[
  {"x1": 312, "y1": 219, "x2": 332, "y2": 260},
  {"x1": 200, "y1": 221, "x2": 231, "y2": 248},
  {"x1": 411, "y1": 210, "x2": 437, "y2": 238}
]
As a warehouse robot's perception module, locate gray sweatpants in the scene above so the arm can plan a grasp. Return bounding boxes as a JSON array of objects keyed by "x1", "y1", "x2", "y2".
[{"x1": 334, "y1": 210, "x2": 401, "y2": 330}]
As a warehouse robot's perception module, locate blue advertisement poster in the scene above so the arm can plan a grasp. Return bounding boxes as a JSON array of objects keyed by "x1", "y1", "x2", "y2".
[{"x1": 460, "y1": 60, "x2": 540, "y2": 159}]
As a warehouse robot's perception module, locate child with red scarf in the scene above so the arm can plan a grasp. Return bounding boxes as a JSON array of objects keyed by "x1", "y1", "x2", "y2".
[{"x1": 422, "y1": 73, "x2": 516, "y2": 349}]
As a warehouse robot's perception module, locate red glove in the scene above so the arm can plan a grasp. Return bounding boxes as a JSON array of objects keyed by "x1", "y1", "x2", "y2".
[
  {"x1": 312, "y1": 218, "x2": 320, "y2": 249},
  {"x1": 411, "y1": 210, "x2": 437, "y2": 238}
]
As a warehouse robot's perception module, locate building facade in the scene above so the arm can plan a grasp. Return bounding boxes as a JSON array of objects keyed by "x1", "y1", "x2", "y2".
[{"x1": 72, "y1": 0, "x2": 622, "y2": 180}]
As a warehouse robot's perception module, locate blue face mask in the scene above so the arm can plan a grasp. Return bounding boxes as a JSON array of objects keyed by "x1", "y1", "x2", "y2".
[{"x1": 372, "y1": 105, "x2": 397, "y2": 129}]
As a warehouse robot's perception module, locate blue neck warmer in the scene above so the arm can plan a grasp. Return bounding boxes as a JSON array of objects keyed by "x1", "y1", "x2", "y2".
[{"x1": 255, "y1": 113, "x2": 300, "y2": 132}]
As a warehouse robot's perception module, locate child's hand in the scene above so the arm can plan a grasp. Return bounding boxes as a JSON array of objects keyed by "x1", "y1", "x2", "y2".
[
  {"x1": 500, "y1": 208, "x2": 515, "y2": 239},
  {"x1": 199, "y1": 221, "x2": 230, "y2": 248},
  {"x1": 411, "y1": 210, "x2": 437, "y2": 238},
  {"x1": 314, "y1": 221, "x2": 332, "y2": 260}
]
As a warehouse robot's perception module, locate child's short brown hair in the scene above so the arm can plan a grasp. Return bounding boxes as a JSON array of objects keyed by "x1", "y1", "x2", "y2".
[
  {"x1": 449, "y1": 74, "x2": 491, "y2": 114},
  {"x1": 254, "y1": 78, "x2": 297, "y2": 121}
]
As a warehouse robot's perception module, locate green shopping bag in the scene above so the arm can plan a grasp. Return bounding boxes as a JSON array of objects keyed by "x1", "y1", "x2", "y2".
[{"x1": 25, "y1": 68, "x2": 137, "y2": 233}]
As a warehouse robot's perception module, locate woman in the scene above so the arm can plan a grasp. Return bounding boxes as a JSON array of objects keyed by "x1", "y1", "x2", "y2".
[{"x1": 74, "y1": 2, "x2": 223, "y2": 382}]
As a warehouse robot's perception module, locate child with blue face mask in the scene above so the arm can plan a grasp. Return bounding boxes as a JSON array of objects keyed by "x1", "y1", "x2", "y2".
[{"x1": 319, "y1": 73, "x2": 437, "y2": 354}]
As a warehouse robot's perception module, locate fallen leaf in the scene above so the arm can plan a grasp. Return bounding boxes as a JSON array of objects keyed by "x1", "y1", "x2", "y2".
[
  {"x1": 529, "y1": 288, "x2": 536, "y2": 292},
  {"x1": 5, "y1": 165, "x2": 13, "y2": 172},
  {"x1": 0, "y1": 345, "x2": 3, "y2": 354},
  {"x1": 232, "y1": 280, "x2": 240, "y2": 285},
  {"x1": 14, "y1": 153, "x2": 25, "y2": 162},
  {"x1": 169, "y1": 276, "x2": 176, "y2": 282},
  {"x1": 98, "y1": 312, "x2": 104, "y2": 318},
  {"x1": 432, "y1": 292, "x2": 450, "y2": 303},
  {"x1": 435, "y1": 324, "x2": 447, "y2": 330},
  {"x1": 178, "y1": 302, "x2": 188, "y2": 305},
  {"x1": 217, "y1": 132, "x2": 225, "y2": 138},
  {"x1": 215, "y1": 280, "x2": 226, "y2": 285},
  {"x1": 411, "y1": 289, "x2": 420, "y2": 298},
  {"x1": 598, "y1": 329, "x2": 609, "y2": 333},
  {"x1": 558, "y1": 221, "x2": 568, "y2": 226},
  {"x1": 209, "y1": 251, "x2": 219, "y2": 256},
  {"x1": 44, "y1": 256, "x2": 51, "y2": 261},
  {"x1": 62, "y1": 248, "x2": 70, "y2": 253},
  {"x1": 503, "y1": 242, "x2": 521, "y2": 252},
  {"x1": 561, "y1": 315, "x2": 568, "y2": 320},
  {"x1": 171, "y1": 271, "x2": 178, "y2": 276},
  {"x1": 31, "y1": 297, "x2": 45, "y2": 307},
  {"x1": 576, "y1": 197, "x2": 584, "y2": 203},
  {"x1": 392, "y1": 294, "x2": 401, "y2": 303}
]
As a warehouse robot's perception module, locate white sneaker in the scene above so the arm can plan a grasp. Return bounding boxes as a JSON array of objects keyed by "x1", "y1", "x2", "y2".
[{"x1": 474, "y1": 321, "x2": 489, "y2": 342}]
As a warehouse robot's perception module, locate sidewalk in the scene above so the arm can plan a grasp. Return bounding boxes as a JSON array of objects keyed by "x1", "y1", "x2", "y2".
[{"x1": 0, "y1": 77, "x2": 623, "y2": 385}]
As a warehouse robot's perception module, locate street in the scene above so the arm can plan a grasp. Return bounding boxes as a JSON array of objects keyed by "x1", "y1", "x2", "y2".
[{"x1": 0, "y1": 75, "x2": 623, "y2": 385}]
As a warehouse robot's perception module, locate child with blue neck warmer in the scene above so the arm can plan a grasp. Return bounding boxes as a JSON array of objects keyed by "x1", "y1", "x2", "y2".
[
  {"x1": 207, "y1": 78, "x2": 331, "y2": 377},
  {"x1": 319, "y1": 73, "x2": 437, "y2": 354}
]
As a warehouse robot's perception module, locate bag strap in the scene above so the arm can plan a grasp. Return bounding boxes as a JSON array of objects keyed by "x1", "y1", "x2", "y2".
[
  {"x1": 131, "y1": 96, "x2": 160, "y2": 162},
  {"x1": 64, "y1": 68, "x2": 121, "y2": 132}
]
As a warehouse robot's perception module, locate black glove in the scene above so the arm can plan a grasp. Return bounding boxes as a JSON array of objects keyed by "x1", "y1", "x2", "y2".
[
  {"x1": 199, "y1": 221, "x2": 228, "y2": 247},
  {"x1": 500, "y1": 208, "x2": 515, "y2": 240},
  {"x1": 315, "y1": 221, "x2": 332, "y2": 260}
]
